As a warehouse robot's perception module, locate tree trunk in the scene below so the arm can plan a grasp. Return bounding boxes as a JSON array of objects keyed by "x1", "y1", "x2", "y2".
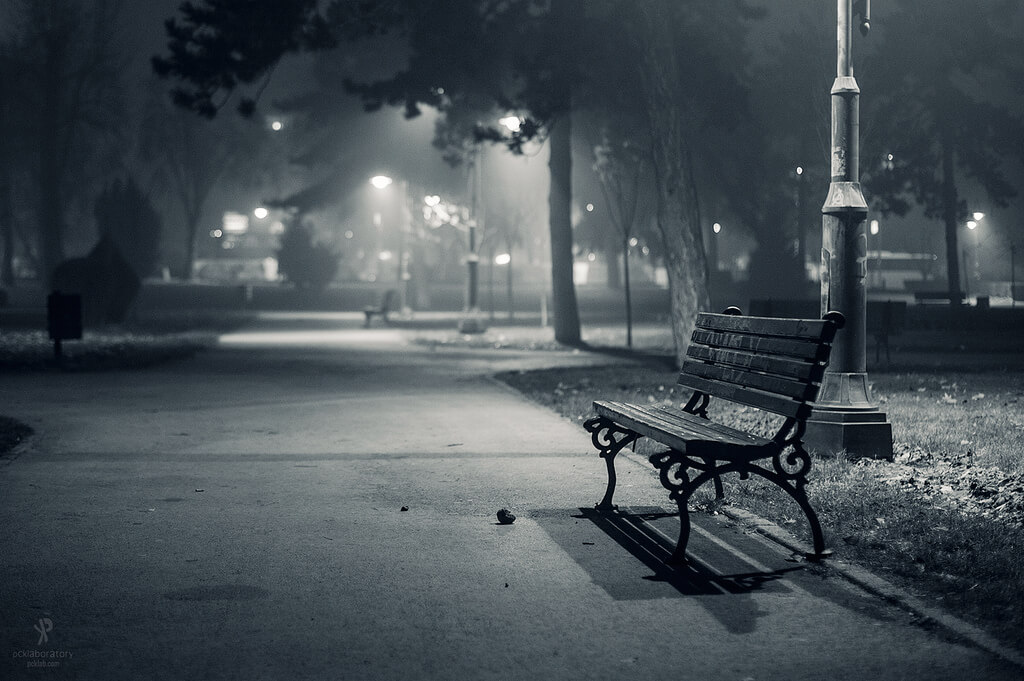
[
  {"x1": 548, "y1": 113, "x2": 581, "y2": 345},
  {"x1": 506, "y1": 258, "x2": 514, "y2": 320},
  {"x1": 650, "y1": 146, "x2": 711, "y2": 366},
  {"x1": 940, "y1": 125, "x2": 962, "y2": 305},
  {"x1": 181, "y1": 207, "x2": 203, "y2": 280},
  {"x1": 622, "y1": 236, "x2": 633, "y2": 348},
  {"x1": 605, "y1": 227, "x2": 622, "y2": 289},
  {"x1": 0, "y1": 177, "x2": 14, "y2": 287},
  {"x1": 39, "y1": 57, "x2": 65, "y2": 285},
  {"x1": 38, "y1": 158, "x2": 64, "y2": 285},
  {"x1": 632, "y1": 1, "x2": 710, "y2": 366}
]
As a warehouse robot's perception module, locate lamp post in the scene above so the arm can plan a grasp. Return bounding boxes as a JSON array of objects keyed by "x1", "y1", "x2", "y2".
[
  {"x1": 495, "y1": 252, "x2": 512, "y2": 320},
  {"x1": 370, "y1": 174, "x2": 411, "y2": 312},
  {"x1": 457, "y1": 149, "x2": 486, "y2": 333},
  {"x1": 710, "y1": 222, "x2": 722, "y2": 273},
  {"x1": 796, "y1": 166, "x2": 808, "y2": 276},
  {"x1": 968, "y1": 212, "x2": 983, "y2": 295},
  {"x1": 804, "y1": 0, "x2": 893, "y2": 460},
  {"x1": 869, "y1": 219, "x2": 880, "y2": 288},
  {"x1": 1011, "y1": 243, "x2": 1017, "y2": 308}
]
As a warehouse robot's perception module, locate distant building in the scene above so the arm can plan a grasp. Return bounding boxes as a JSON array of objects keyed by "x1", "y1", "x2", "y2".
[{"x1": 193, "y1": 211, "x2": 285, "y2": 282}]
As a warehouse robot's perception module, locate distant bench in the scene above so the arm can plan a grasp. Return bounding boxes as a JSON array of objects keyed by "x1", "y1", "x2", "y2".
[
  {"x1": 363, "y1": 289, "x2": 398, "y2": 328},
  {"x1": 584, "y1": 307, "x2": 845, "y2": 564}
]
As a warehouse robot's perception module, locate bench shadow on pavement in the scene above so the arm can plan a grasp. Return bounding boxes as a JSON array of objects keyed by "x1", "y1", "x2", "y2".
[{"x1": 533, "y1": 507, "x2": 802, "y2": 633}]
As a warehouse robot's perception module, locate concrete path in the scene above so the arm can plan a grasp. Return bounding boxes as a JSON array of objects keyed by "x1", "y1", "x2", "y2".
[{"x1": 1, "y1": 314, "x2": 1019, "y2": 680}]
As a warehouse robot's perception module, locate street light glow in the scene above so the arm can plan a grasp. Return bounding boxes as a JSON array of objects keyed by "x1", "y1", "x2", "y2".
[
  {"x1": 494, "y1": 253, "x2": 511, "y2": 266},
  {"x1": 712, "y1": 222, "x2": 722, "y2": 234},
  {"x1": 973, "y1": 212, "x2": 985, "y2": 221},
  {"x1": 796, "y1": 166, "x2": 803, "y2": 175},
  {"x1": 253, "y1": 207, "x2": 269, "y2": 219},
  {"x1": 870, "y1": 219, "x2": 879, "y2": 235},
  {"x1": 424, "y1": 195, "x2": 441, "y2": 207},
  {"x1": 967, "y1": 220, "x2": 978, "y2": 230},
  {"x1": 271, "y1": 120, "x2": 283, "y2": 131},
  {"x1": 499, "y1": 115, "x2": 521, "y2": 133},
  {"x1": 585, "y1": 203, "x2": 594, "y2": 212},
  {"x1": 370, "y1": 175, "x2": 393, "y2": 190}
]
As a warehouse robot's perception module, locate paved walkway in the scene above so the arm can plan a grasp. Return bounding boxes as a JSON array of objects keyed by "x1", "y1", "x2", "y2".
[{"x1": 1, "y1": 314, "x2": 1020, "y2": 680}]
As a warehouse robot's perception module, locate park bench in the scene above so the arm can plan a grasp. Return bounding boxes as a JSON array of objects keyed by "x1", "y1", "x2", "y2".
[
  {"x1": 584, "y1": 306, "x2": 845, "y2": 565},
  {"x1": 363, "y1": 289, "x2": 398, "y2": 328}
]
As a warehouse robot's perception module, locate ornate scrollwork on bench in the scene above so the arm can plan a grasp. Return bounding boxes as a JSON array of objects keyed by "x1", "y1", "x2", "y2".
[
  {"x1": 583, "y1": 416, "x2": 640, "y2": 511},
  {"x1": 646, "y1": 444, "x2": 828, "y2": 564}
]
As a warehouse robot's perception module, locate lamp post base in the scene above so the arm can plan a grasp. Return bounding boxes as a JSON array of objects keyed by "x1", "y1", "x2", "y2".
[{"x1": 804, "y1": 406, "x2": 893, "y2": 460}]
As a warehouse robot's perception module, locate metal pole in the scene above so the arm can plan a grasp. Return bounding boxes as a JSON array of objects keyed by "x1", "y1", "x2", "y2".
[
  {"x1": 397, "y1": 180, "x2": 411, "y2": 312},
  {"x1": 469, "y1": 148, "x2": 482, "y2": 311},
  {"x1": 468, "y1": 220, "x2": 479, "y2": 310},
  {"x1": 458, "y1": 149, "x2": 486, "y2": 333},
  {"x1": 805, "y1": 0, "x2": 893, "y2": 459},
  {"x1": 1012, "y1": 244, "x2": 1016, "y2": 308}
]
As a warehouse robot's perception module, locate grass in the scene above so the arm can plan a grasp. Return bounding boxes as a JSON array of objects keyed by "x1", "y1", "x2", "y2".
[
  {"x1": 0, "y1": 311, "x2": 250, "y2": 372},
  {"x1": 498, "y1": 362, "x2": 1024, "y2": 649},
  {"x1": 0, "y1": 311, "x2": 249, "y2": 456},
  {"x1": 873, "y1": 372, "x2": 1024, "y2": 473}
]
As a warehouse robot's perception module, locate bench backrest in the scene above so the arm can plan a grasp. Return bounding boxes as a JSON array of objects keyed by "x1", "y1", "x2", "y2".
[{"x1": 679, "y1": 309, "x2": 845, "y2": 420}]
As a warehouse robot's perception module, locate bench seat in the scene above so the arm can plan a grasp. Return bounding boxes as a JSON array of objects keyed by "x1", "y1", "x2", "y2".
[{"x1": 593, "y1": 400, "x2": 773, "y2": 454}]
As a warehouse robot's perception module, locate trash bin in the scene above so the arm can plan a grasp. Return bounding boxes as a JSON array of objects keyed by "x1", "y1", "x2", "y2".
[{"x1": 47, "y1": 291, "x2": 83, "y2": 341}]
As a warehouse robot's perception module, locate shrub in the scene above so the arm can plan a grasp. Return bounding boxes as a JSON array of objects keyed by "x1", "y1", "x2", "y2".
[
  {"x1": 276, "y1": 218, "x2": 339, "y2": 291},
  {"x1": 93, "y1": 177, "x2": 162, "y2": 279}
]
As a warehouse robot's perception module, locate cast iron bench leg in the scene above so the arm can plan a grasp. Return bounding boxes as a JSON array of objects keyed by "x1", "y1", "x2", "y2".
[
  {"x1": 584, "y1": 417, "x2": 640, "y2": 511},
  {"x1": 647, "y1": 450, "x2": 700, "y2": 565}
]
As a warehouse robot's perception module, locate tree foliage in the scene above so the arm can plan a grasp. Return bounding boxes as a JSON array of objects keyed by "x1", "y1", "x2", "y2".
[
  {"x1": 862, "y1": 0, "x2": 1024, "y2": 300},
  {"x1": 152, "y1": 0, "x2": 353, "y2": 117},
  {"x1": 276, "y1": 217, "x2": 339, "y2": 291},
  {"x1": 2, "y1": 0, "x2": 126, "y2": 283},
  {"x1": 137, "y1": 82, "x2": 261, "y2": 277}
]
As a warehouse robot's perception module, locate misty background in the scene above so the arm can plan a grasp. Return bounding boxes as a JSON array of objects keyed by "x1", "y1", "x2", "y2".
[{"x1": 1, "y1": 0, "x2": 1022, "y2": 333}]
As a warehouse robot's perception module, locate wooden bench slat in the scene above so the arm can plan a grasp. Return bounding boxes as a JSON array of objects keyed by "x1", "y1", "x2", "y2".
[
  {"x1": 681, "y1": 360, "x2": 817, "y2": 401},
  {"x1": 685, "y1": 344, "x2": 818, "y2": 382},
  {"x1": 594, "y1": 401, "x2": 772, "y2": 451},
  {"x1": 597, "y1": 401, "x2": 767, "y2": 445},
  {"x1": 689, "y1": 329, "x2": 827, "y2": 362},
  {"x1": 677, "y1": 373, "x2": 808, "y2": 418},
  {"x1": 696, "y1": 313, "x2": 834, "y2": 341}
]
